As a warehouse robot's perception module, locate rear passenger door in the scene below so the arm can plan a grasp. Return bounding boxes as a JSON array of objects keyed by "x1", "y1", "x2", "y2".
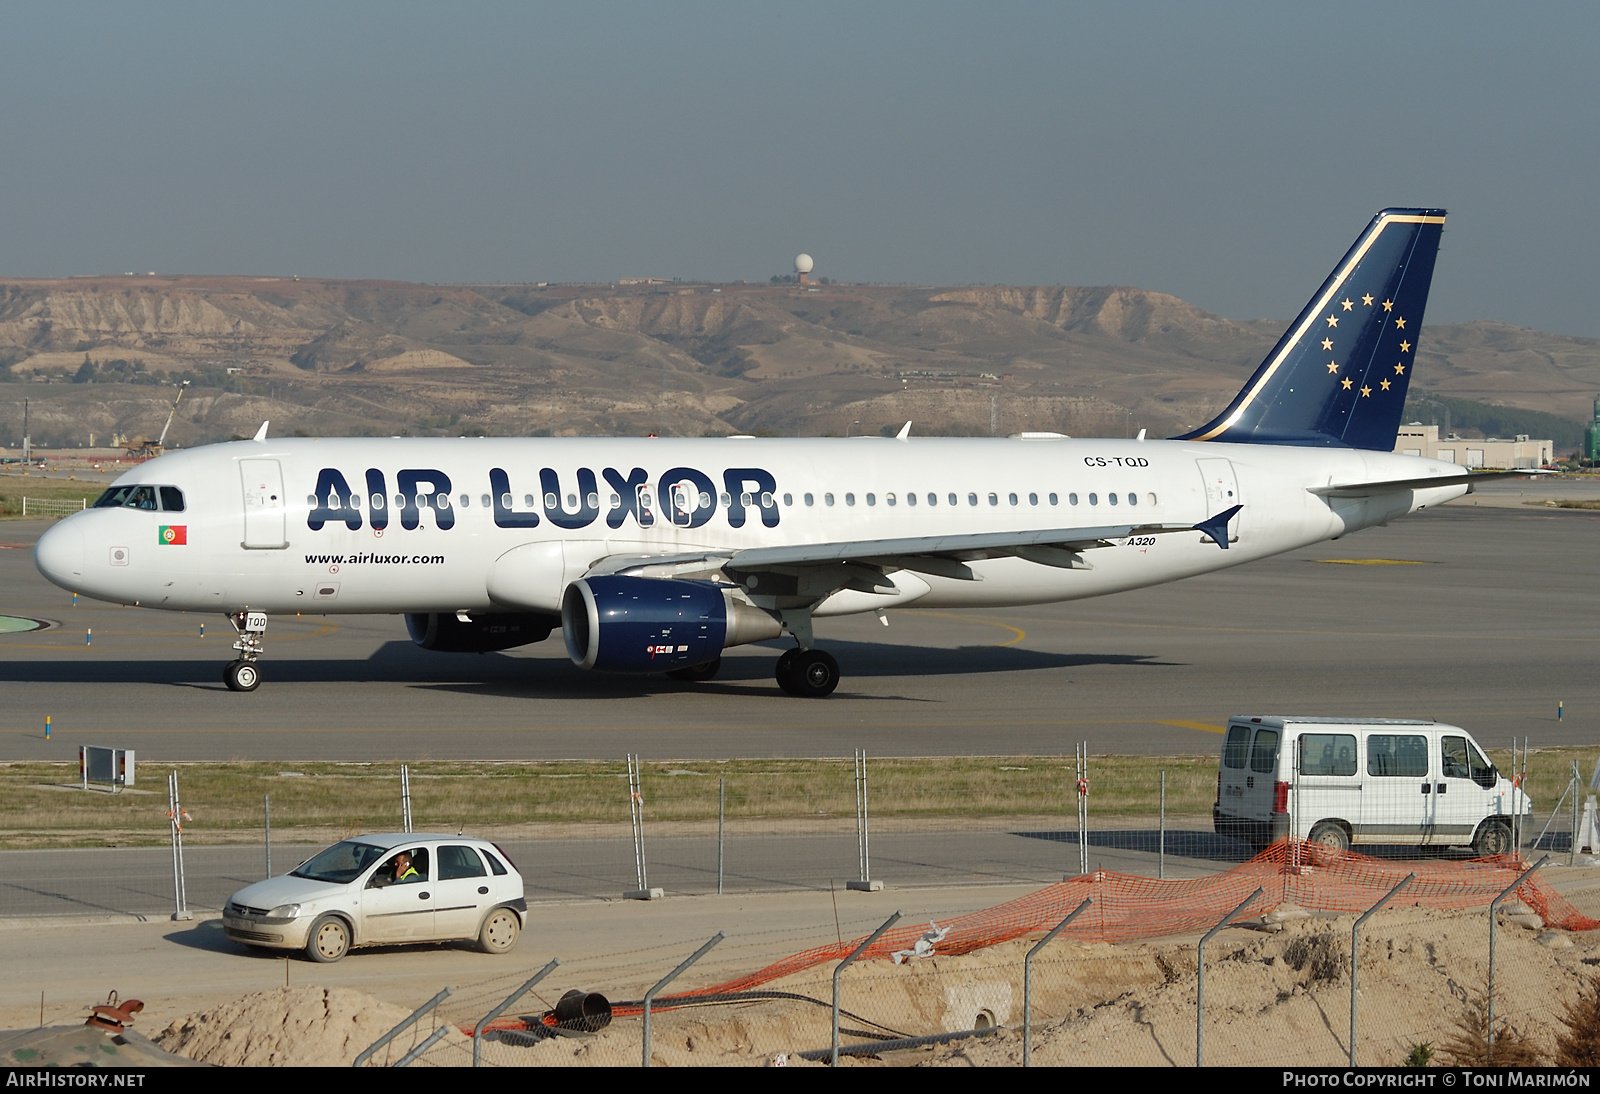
[{"x1": 431, "y1": 844, "x2": 493, "y2": 940}]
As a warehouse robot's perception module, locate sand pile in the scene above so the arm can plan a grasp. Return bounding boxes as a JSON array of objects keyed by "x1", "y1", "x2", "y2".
[
  {"x1": 148, "y1": 906, "x2": 1600, "y2": 1067},
  {"x1": 917, "y1": 909, "x2": 1600, "y2": 1067},
  {"x1": 154, "y1": 986, "x2": 468, "y2": 1067},
  {"x1": 471, "y1": 909, "x2": 1600, "y2": 1067}
]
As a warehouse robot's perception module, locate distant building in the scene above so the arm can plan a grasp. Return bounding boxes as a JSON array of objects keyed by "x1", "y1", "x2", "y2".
[
  {"x1": 1394, "y1": 423, "x2": 1551, "y2": 469},
  {"x1": 1584, "y1": 396, "x2": 1600, "y2": 461}
]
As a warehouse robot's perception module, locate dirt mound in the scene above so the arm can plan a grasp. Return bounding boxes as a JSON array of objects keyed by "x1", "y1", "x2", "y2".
[
  {"x1": 915, "y1": 909, "x2": 1600, "y2": 1067},
  {"x1": 153, "y1": 986, "x2": 464, "y2": 1067}
]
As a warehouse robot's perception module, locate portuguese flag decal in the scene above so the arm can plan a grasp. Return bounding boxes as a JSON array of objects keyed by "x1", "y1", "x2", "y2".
[{"x1": 158, "y1": 525, "x2": 187, "y2": 546}]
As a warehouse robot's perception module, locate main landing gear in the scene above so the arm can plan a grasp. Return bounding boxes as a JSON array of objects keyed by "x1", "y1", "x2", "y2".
[
  {"x1": 224, "y1": 610, "x2": 267, "y2": 692},
  {"x1": 775, "y1": 647, "x2": 840, "y2": 698}
]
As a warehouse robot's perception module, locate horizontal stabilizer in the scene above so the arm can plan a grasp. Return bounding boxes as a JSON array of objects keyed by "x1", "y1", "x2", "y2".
[{"x1": 1308, "y1": 469, "x2": 1555, "y2": 499}]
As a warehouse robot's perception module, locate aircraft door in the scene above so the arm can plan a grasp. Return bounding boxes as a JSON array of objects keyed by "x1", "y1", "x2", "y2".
[
  {"x1": 240, "y1": 459, "x2": 288, "y2": 549},
  {"x1": 1196, "y1": 458, "x2": 1241, "y2": 542},
  {"x1": 635, "y1": 485, "x2": 656, "y2": 528}
]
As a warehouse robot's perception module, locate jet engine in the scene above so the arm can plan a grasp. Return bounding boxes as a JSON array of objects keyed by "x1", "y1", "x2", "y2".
[
  {"x1": 406, "y1": 611, "x2": 556, "y2": 653},
  {"x1": 561, "y1": 574, "x2": 781, "y2": 673}
]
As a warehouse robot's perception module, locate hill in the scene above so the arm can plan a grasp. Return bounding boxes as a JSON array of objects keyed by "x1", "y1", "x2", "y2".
[{"x1": 0, "y1": 275, "x2": 1594, "y2": 449}]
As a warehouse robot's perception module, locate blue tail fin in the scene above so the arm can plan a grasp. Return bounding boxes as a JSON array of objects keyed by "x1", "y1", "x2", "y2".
[{"x1": 1175, "y1": 208, "x2": 1445, "y2": 450}]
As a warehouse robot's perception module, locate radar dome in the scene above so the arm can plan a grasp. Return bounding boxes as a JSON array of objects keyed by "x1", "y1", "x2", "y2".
[{"x1": 794, "y1": 254, "x2": 814, "y2": 274}]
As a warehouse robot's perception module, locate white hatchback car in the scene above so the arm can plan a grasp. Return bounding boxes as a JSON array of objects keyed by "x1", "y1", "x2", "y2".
[{"x1": 223, "y1": 833, "x2": 526, "y2": 962}]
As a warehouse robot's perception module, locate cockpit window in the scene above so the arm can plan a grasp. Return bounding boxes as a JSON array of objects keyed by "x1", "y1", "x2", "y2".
[{"x1": 92, "y1": 485, "x2": 185, "y2": 512}]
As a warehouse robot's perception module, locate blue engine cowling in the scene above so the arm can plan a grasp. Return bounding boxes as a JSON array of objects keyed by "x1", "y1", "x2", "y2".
[
  {"x1": 561, "y1": 575, "x2": 728, "y2": 673},
  {"x1": 406, "y1": 611, "x2": 556, "y2": 653}
]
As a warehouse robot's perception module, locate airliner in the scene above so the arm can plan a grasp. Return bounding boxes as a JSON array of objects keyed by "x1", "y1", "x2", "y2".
[{"x1": 34, "y1": 208, "x2": 1505, "y2": 697}]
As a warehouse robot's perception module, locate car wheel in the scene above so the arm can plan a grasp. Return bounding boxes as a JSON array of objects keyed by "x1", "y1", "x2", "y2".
[
  {"x1": 1473, "y1": 819, "x2": 1514, "y2": 857},
  {"x1": 479, "y1": 907, "x2": 520, "y2": 954},
  {"x1": 1307, "y1": 821, "x2": 1350, "y2": 860},
  {"x1": 305, "y1": 914, "x2": 351, "y2": 963}
]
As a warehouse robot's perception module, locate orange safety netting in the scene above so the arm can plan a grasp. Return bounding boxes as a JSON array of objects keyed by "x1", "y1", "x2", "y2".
[{"x1": 669, "y1": 843, "x2": 1600, "y2": 1002}]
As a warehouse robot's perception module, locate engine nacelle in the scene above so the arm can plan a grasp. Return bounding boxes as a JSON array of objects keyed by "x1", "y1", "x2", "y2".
[
  {"x1": 406, "y1": 611, "x2": 556, "y2": 653},
  {"x1": 562, "y1": 574, "x2": 782, "y2": 673},
  {"x1": 562, "y1": 576, "x2": 727, "y2": 672}
]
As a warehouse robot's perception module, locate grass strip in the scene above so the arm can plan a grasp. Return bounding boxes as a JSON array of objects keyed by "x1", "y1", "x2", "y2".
[{"x1": 0, "y1": 747, "x2": 1584, "y2": 850}]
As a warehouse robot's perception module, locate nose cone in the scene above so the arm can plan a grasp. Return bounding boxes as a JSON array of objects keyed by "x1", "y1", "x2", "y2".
[{"x1": 34, "y1": 520, "x2": 85, "y2": 591}]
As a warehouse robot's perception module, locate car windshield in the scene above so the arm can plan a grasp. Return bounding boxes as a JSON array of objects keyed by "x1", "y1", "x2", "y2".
[{"x1": 291, "y1": 839, "x2": 391, "y2": 884}]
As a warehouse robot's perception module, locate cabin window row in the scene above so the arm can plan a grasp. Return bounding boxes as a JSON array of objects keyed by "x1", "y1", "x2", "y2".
[
  {"x1": 307, "y1": 489, "x2": 1157, "y2": 511},
  {"x1": 800, "y1": 491, "x2": 1156, "y2": 508}
]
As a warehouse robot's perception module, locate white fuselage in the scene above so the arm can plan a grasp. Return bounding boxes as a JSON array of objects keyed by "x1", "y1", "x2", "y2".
[{"x1": 35, "y1": 435, "x2": 1468, "y2": 620}]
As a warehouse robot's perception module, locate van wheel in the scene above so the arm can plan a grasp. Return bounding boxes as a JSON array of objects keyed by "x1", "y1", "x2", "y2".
[
  {"x1": 1308, "y1": 821, "x2": 1350, "y2": 857},
  {"x1": 1473, "y1": 820, "x2": 1514, "y2": 857}
]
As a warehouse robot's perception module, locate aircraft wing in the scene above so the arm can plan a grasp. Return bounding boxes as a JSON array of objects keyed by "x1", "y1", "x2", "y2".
[
  {"x1": 587, "y1": 506, "x2": 1242, "y2": 589},
  {"x1": 1308, "y1": 469, "x2": 1555, "y2": 498}
]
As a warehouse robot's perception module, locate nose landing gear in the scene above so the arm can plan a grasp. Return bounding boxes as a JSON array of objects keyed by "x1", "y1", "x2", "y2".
[{"x1": 224, "y1": 611, "x2": 267, "y2": 692}]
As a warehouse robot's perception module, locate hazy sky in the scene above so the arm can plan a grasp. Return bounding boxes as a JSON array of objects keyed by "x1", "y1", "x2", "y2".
[{"x1": 3, "y1": 3, "x2": 1598, "y2": 336}]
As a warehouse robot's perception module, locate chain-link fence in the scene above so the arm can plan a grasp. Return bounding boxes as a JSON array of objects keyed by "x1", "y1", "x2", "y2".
[
  {"x1": 342, "y1": 856, "x2": 1600, "y2": 1067},
  {"x1": 2, "y1": 748, "x2": 1592, "y2": 921}
]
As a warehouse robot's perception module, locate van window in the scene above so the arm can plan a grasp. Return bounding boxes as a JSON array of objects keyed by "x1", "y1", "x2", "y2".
[
  {"x1": 1299, "y1": 733, "x2": 1357, "y2": 776},
  {"x1": 1368, "y1": 734, "x2": 1429, "y2": 777},
  {"x1": 1442, "y1": 735, "x2": 1496, "y2": 789},
  {"x1": 1222, "y1": 726, "x2": 1250, "y2": 769},
  {"x1": 1249, "y1": 730, "x2": 1279, "y2": 774}
]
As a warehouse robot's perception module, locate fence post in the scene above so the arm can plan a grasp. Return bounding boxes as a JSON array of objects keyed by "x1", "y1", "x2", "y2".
[
  {"x1": 1196, "y1": 887, "x2": 1263, "y2": 1067},
  {"x1": 1568, "y1": 754, "x2": 1580, "y2": 870},
  {"x1": 1024, "y1": 898, "x2": 1091, "y2": 1068},
  {"x1": 354, "y1": 987, "x2": 452, "y2": 1067},
  {"x1": 1489, "y1": 855, "x2": 1548, "y2": 1057},
  {"x1": 1159, "y1": 770, "x2": 1166, "y2": 881},
  {"x1": 473, "y1": 958, "x2": 559, "y2": 1066},
  {"x1": 717, "y1": 777, "x2": 725, "y2": 895},
  {"x1": 399, "y1": 764, "x2": 412, "y2": 833},
  {"x1": 642, "y1": 933, "x2": 723, "y2": 1067},
  {"x1": 264, "y1": 794, "x2": 272, "y2": 878},
  {"x1": 1350, "y1": 873, "x2": 1414, "y2": 1066},
  {"x1": 833, "y1": 910, "x2": 902, "y2": 1066},
  {"x1": 848, "y1": 749, "x2": 881, "y2": 891},
  {"x1": 1075, "y1": 742, "x2": 1089, "y2": 876},
  {"x1": 168, "y1": 771, "x2": 191, "y2": 921},
  {"x1": 625, "y1": 754, "x2": 661, "y2": 899}
]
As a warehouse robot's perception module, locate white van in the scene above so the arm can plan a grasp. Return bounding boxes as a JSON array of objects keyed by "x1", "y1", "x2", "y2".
[{"x1": 1212, "y1": 716, "x2": 1530, "y2": 855}]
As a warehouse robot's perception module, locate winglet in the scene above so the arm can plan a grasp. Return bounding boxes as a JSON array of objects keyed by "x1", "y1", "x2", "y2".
[
  {"x1": 252, "y1": 421, "x2": 269, "y2": 442},
  {"x1": 1193, "y1": 504, "x2": 1242, "y2": 549},
  {"x1": 896, "y1": 421, "x2": 912, "y2": 440}
]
